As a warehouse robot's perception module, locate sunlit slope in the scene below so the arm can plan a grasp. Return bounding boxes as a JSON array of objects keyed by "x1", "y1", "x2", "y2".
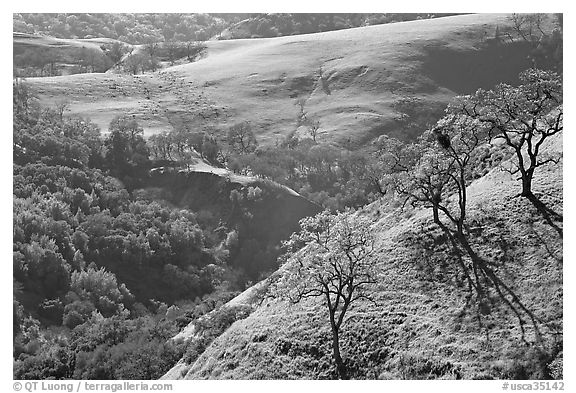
[
  {"x1": 163, "y1": 13, "x2": 523, "y2": 145},
  {"x1": 25, "y1": 72, "x2": 172, "y2": 135},
  {"x1": 24, "y1": 14, "x2": 528, "y2": 143},
  {"x1": 166, "y1": 136, "x2": 563, "y2": 380}
]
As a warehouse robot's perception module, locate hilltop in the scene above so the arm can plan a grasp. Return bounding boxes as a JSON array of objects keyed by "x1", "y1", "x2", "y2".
[
  {"x1": 217, "y1": 13, "x2": 460, "y2": 40},
  {"x1": 23, "y1": 14, "x2": 539, "y2": 146},
  {"x1": 163, "y1": 133, "x2": 563, "y2": 380}
]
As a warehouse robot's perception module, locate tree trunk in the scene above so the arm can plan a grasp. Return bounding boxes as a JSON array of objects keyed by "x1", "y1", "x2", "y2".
[
  {"x1": 331, "y1": 325, "x2": 347, "y2": 379},
  {"x1": 521, "y1": 170, "x2": 534, "y2": 198}
]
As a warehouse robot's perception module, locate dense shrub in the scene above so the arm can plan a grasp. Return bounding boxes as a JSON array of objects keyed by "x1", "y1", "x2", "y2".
[{"x1": 12, "y1": 83, "x2": 245, "y2": 379}]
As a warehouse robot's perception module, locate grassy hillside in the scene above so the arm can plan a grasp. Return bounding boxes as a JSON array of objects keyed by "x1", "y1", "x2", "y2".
[
  {"x1": 24, "y1": 72, "x2": 172, "y2": 135},
  {"x1": 23, "y1": 14, "x2": 537, "y2": 145},
  {"x1": 164, "y1": 135, "x2": 563, "y2": 380},
  {"x1": 130, "y1": 13, "x2": 543, "y2": 146}
]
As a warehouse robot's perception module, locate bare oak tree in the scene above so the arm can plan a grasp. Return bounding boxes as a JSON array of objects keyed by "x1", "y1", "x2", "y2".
[
  {"x1": 458, "y1": 69, "x2": 562, "y2": 202},
  {"x1": 510, "y1": 13, "x2": 548, "y2": 44},
  {"x1": 380, "y1": 114, "x2": 542, "y2": 339},
  {"x1": 227, "y1": 122, "x2": 258, "y2": 155},
  {"x1": 306, "y1": 118, "x2": 321, "y2": 142},
  {"x1": 273, "y1": 210, "x2": 378, "y2": 379}
]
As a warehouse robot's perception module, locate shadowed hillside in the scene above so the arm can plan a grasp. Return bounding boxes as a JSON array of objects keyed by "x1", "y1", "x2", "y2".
[
  {"x1": 145, "y1": 168, "x2": 321, "y2": 278},
  {"x1": 13, "y1": 32, "x2": 132, "y2": 77}
]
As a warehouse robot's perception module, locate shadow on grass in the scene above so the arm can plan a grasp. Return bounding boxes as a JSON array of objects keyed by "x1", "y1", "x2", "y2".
[
  {"x1": 527, "y1": 194, "x2": 563, "y2": 238},
  {"x1": 406, "y1": 222, "x2": 558, "y2": 345},
  {"x1": 529, "y1": 223, "x2": 563, "y2": 266}
]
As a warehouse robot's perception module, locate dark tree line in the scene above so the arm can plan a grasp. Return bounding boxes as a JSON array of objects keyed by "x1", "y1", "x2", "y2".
[
  {"x1": 13, "y1": 79, "x2": 247, "y2": 379},
  {"x1": 219, "y1": 13, "x2": 461, "y2": 39},
  {"x1": 14, "y1": 44, "x2": 123, "y2": 77},
  {"x1": 147, "y1": 119, "x2": 385, "y2": 211},
  {"x1": 14, "y1": 13, "x2": 247, "y2": 44}
]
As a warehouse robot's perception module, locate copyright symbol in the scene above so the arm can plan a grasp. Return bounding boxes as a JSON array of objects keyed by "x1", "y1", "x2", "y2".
[{"x1": 13, "y1": 382, "x2": 22, "y2": 391}]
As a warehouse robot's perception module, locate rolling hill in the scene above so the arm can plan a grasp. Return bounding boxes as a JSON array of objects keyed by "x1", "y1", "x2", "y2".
[
  {"x1": 23, "y1": 14, "x2": 537, "y2": 146},
  {"x1": 13, "y1": 32, "x2": 122, "y2": 52}
]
